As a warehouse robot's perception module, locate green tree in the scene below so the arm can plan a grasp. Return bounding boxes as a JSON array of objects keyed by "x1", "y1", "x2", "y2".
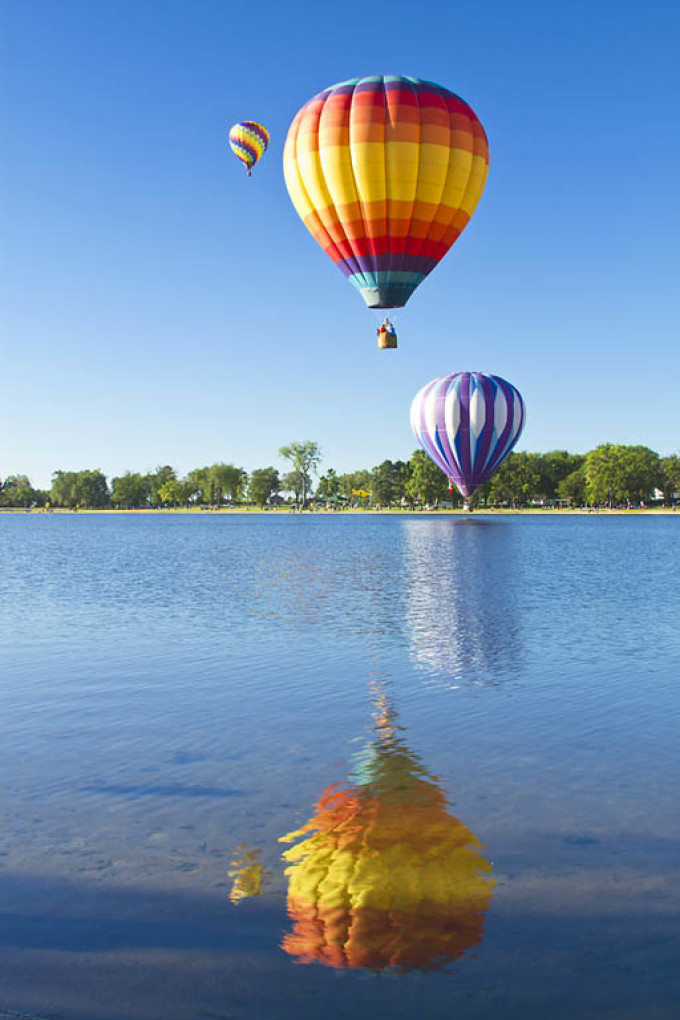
[
  {"x1": 185, "y1": 467, "x2": 211, "y2": 505},
  {"x1": 337, "y1": 470, "x2": 372, "y2": 499},
  {"x1": 77, "y1": 470, "x2": 110, "y2": 507},
  {"x1": 281, "y1": 470, "x2": 303, "y2": 503},
  {"x1": 315, "y1": 468, "x2": 340, "y2": 501},
  {"x1": 405, "y1": 451, "x2": 451, "y2": 505},
  {"x1": 469, "y1": 479, "x2": 492, "y2": 509},
  {"x1": 158, "y1": 478, "x2": 192, "y2": 506},
  {"x1": 248, "y1": 467, "x2": 281, "y2": 506},
  {"x1": 279, "y1": 441, "x2": 321, "y2": 508},
  {"x1": 536, "y1": 451, "x2": 586, "y2": 500},
  {"x1": 371, "y1": 459, "x2": 411, "y2": 505},
  {"x1": 660, "y1": 455, "x2": 680, "y2": 504},
  {"x1": 147, "y1": 466, "x2": 176, "y2": 506},
  {"x1": 487, "y1": 452, "x2": 541, "y2": 508},
  {"x1": 49, "y1": 471, "x2": 73, "y2": 507},
  {"x1": 111, "y1": 472, "x2": 150, "y2": 508},
  {"x1": 585, "y1": 444, "x2": 661, "y2": 505},
  {"x1": 0, "y1": 474, "x2": 44, "y2": 507},
  {"x1": 50, "y1": 470, "x2": 109, "y2": 508},
  {"x1": 557, "y1": 465, "x2": 586, "y2": 504},
  {"x1": 210, "y1": 463, "x2": 248, "y2": 504}
]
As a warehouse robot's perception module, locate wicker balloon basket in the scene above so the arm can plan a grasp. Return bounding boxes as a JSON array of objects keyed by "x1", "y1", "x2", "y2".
[{"x1": 377, "y1": 326, "x2": 398, "y2": 349}]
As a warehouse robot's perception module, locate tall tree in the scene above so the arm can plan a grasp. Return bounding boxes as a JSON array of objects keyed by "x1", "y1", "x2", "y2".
[
  {"x1": 315, "y1": 468, "x2": 340, "y2": 501},
  {"x1": 185, "y1": 467, "x2": 212, "y2": 505},
  {"x1": 147, "y1": 466, "x2": 176, "y2": 506},
  {"x1": 50, "y1": 471, "x2": 74, "y2": 507},
  {"x1": 337, "y1": 470, "x2": 372, "y2": 499},
  {"x1": 50, "y1": 470, "x2": 109, "y2": 508},
  {"x1": 585, "y1": 444, "x2": 661, "y2": 505},
  {"x1": 248, "y1": 467, "x2": 280, "y2": 506},
  {"x1": 279, "y1": 441, "x2": 321, "y2": 508},
  {"x1": 660, "y1": 455, "x2": 680, "y2": 504},
  {"x1": 371, "y1": 460, "x2": 411, "y2": 505},
  {"x1": 469, "y1": 479, "x2": 492, "y2": 509},
  {"x1": 0, "y1": 475, "x2": 44, "y2": 507},
  {"x1": 158, "y1": 478, "x2": 192, "y2": 507},
  {"x1": 281, "y1": 471, "x2": 303, "y2": 503},
  {"x1": 557, "y1": 466, "x2": 586, "y2": 504},
  {"x1": 487, "y1": 452, "x2": 541, "y2": 508},
  {"x1": 536, "y1": 451, "x2": 586, "y2": 500},
  {"x1": 111, "y1": 472, "x2": 150, "y2": 508},
  {"x1": 212, "y1": 463, "x2": 248, "y2": 503},
  {"x1": 406, "y1": 451, "x2": 451, "y2": 505}
]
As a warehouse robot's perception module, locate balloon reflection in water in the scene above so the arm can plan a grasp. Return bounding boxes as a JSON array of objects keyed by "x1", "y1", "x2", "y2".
[
  {"x1": 278, "y1": 687, "x2": 495, "y2": 969},
  {"x1": 229, "y1": 845, "x2": 264, "y2": 904},
  {"x1": 403, "y1": 518, "x2": 521, "y2": 687}
]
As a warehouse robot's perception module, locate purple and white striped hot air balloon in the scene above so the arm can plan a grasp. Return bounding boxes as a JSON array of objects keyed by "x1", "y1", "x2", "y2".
[{"x1": 410, "y1": 372, "x2": 526, "y2": 501}]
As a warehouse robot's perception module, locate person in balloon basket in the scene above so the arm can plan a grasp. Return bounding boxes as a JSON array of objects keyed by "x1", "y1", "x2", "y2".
[{"x1": 377, "y1": 318, "x2": 396, "y2": 338}]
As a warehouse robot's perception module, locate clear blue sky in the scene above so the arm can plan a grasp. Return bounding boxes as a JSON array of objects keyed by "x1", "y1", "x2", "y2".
[{"x1": 2, "y1": 0, "x2": 679, "y2": 488}]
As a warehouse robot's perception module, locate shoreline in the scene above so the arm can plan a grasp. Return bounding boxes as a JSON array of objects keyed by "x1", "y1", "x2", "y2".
[{"x1": 1, "y1": 507, "x2": 677, "y2": 516}]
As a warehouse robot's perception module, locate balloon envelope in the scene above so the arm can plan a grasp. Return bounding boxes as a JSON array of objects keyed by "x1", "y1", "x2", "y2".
[
  {"x1": 283, "y1": 76, "x2": 488, "y2": 309},
  {"x1": 410, "y1": 372, "x2": 526, "y2": 498},
  {"x1": 228, "y1": 121, "x2": 270, "y2": 174}
]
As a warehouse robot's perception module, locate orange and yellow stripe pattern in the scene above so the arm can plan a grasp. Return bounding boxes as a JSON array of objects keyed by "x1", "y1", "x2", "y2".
[{"x1": 283, "y1": 75, "x2": 488, "y2": 309}]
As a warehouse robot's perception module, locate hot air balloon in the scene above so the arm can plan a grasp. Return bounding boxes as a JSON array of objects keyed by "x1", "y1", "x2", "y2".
[
  {"x1": 410, "y1": 372, "x2": 526, "y2": 505},
  {"x1": 283, "y1": 75, "x2": 488, "y2": 341},
  {"x1": 228, "y1": 121, "x2": 270, "y2": 176},
  {"x1": 278, "y1": 688, "x2": 495, "y2": 970}
]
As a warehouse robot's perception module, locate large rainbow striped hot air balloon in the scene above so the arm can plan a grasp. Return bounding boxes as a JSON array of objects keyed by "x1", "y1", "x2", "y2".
[
  {"x1": 283, "y1": 75, "x2": 488, "y2": 312},
  {"x1": 228, "y1": 121, "x2": 270, "y2": 176},
  {"x1": 410, "y1": 372, "x2": 526, "y2": 502}
]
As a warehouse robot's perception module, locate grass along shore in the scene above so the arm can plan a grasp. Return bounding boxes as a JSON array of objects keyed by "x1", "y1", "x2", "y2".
[{"x1": 1, "y1": 506, "x2": 677, "y2": 516}]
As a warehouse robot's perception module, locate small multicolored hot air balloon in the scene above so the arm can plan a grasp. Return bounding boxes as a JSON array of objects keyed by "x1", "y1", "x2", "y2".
[
  {"x1": 410, "y1": 372, "x2": 526, "y2": 502},
  {"x1": 283, "y1": 75, "x2": 488, "y2": 312},
  {"x1": 228, "y1": 121, "x2": 270, "y2": 176}
]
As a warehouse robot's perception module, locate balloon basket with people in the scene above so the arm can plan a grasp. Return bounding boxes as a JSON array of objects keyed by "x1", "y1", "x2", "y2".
[{"x1": 376, "y1": 318, "x2": 398, "y2": 349}]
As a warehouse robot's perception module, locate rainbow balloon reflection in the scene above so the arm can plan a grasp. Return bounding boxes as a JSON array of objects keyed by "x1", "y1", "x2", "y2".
[{"x1": 278, "y1": 690, "x2": 495, "y2": 969}]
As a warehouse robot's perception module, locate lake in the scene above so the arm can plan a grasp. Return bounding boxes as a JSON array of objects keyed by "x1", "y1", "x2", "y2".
[{"x1": 0, "y1": 512, "x2": 678, "y2": 1020}]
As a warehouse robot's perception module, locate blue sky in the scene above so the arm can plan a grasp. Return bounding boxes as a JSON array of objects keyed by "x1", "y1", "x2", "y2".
[{"x1": 2, "y1": 0, "x2": 679, "y2": 488}]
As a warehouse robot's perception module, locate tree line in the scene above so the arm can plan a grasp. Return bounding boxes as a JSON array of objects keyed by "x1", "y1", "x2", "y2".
[{"x1": 1, "y1": 442, "x2": 679, "y2": 509}]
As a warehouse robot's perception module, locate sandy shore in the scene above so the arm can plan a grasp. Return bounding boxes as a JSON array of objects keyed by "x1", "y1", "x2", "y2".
[{"x1": 2, "y1": 507, "x2": 677, "y2": 516}]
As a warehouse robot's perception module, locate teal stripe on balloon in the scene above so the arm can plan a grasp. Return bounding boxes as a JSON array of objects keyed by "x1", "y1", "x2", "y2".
[{"x1": 347, "y1": 271, "x2": 424, "y2": 288}]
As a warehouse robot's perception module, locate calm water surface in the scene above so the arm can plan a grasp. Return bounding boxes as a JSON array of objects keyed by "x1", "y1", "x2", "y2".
[{"x1": 0, "y1": 513, "x2": 678, "y2": 1019}]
